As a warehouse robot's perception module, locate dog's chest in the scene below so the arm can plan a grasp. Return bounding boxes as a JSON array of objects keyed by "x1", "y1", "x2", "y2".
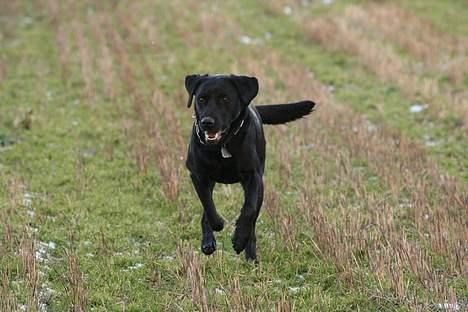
[
  {"x1": 190, "y1": 149, "x2": 242, "y2": 183},
  {"x1": 208, "y1": 155, "x2": 242, "y2": 183}
]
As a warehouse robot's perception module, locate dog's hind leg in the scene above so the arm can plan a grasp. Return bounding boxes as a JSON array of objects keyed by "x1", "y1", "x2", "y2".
[
  {"x1": 190, "y1": 174, "x2": 224, "y2": 232},
  {"x1": 245, "y1": 181, "x2": 263, "y2": 262}
]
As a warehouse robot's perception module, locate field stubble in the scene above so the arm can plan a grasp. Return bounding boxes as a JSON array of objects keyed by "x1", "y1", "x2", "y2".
[{"x1": 0, "y1": 0, "x2": 466, "y2": 310}]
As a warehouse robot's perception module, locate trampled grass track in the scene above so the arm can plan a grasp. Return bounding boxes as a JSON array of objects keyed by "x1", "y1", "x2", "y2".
[{"x1": 0, "y1": 0, "x2": 466, "y2": 311}]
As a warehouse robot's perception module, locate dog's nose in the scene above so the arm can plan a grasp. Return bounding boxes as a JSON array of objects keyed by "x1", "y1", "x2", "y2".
[{"x1": 200, "y1": 116, "x2": 215, "y2": 129}]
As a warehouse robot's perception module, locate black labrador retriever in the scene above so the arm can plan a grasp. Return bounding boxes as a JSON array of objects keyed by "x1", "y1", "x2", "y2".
[{"x1": 185, "y1": 74, "x2": 315, "y2": 261}]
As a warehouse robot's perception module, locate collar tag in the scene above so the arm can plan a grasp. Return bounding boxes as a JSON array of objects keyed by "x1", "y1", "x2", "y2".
[{"x1": 221, "y1": 145, "x2": 232, "y2": 158}]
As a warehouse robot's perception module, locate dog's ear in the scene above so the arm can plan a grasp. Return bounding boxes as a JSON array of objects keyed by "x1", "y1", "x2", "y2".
[
  {"x1": 229, "y1": 75, "x2": 259, "y2": 105},
  {"x1": 185, "y1": 74, "x2": 207, "y2": 108}
]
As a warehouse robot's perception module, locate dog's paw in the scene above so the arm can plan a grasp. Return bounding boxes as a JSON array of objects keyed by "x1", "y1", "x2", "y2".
[
  {"x1": 210, "y1": 216, "x2": 225, "y2": 232},
  {"x1": 244, "y1": 240, "x2": 257, "y2": 262},
  {"x1": 201, "y1": 238, "x2": 216, "y2": 255},
  {"x1": 245, "y1": 255, "x2": 258, "y2": 264},
  {"x1": 232, "y1": 226, "x2": 250, "y2": 254}
]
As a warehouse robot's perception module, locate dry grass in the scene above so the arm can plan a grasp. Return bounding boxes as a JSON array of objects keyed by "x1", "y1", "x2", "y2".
[
  {"x1": 0, "y1": 60, "x2": 6, "y2": 84},
  {"x1": 172, "y1": 0, "x2": 466, "y2": 306},
  {"x1": 19, "y1": 228, "x2": 39, "y2": 309},
  {"x1": 177, "y1": 244, "x2": 209, "y2": 312},
  {"x1": 78, "y1": 6, "x2": 184, "y2": 202},
  {"x1": 0, "y1": 176, "x2": 44, "y2": 311},
  {"x1": 66, "y1": 247, "x2": 87, "y2": 312},
  {"x1": 0, "y1": 269, "x2": 18, "y2": 312},
  {"x1": 46, "y1": 0, "x2": 73, "y2": 80},
  {"x1": 349, "y1": 3, "x2": 468, "y2": 86},
  {"x1": 74, "y1": 21, "x2": 95, "y2": 100},
  {"x1": 226, "y1": 276, "x2": 258, "y2": 312},
  {"x1": 0, "y1": 1, "x2": 20, "y2": 41},
  {"x1": 264, "y1": 184, "x2": 298, "y2": 252},
  {"x1": 298, "y1": 7, "x2": 468, "y2": 126},
  {"x1": 91, "y1": 14, "x2": 117, "y2": 100},
  {"x1": 275, "y1": 293, "x2": 292, "y2": 312},
  {"x1": 264, "y1": 52, "x2": 466, "y2": 281},
  {"x1": 0, "y1": 178, "x2": 19, "y2": 310}
]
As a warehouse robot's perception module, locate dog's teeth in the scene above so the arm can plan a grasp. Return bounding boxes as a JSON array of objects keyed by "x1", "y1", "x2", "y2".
[{"x1": 204, "y1": 131, "x2": 221, "y2": 141}]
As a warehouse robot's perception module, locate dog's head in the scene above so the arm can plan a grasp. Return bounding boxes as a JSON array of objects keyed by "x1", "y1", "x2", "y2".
[{"x1": 185, "y1": 74, "x2": 258, "y2": 144}]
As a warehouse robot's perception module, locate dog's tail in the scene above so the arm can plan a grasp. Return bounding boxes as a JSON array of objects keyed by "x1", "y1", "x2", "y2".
[{"x1": 255, "y1": 101, "x2": 315, "y2": 125}]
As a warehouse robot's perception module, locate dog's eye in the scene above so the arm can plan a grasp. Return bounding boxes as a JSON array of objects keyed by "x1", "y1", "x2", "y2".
[
  {"x1": 220, "y1": 96, "x2": 229, "y2": 104},
  {"x1": 198, "y1": 97, "x2": 206, "y2": 104}
]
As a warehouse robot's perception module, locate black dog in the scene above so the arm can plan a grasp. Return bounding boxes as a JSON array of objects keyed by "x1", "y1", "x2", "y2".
[{"x1": 185, "y1": 74, "x2": 314, "y2": 261}]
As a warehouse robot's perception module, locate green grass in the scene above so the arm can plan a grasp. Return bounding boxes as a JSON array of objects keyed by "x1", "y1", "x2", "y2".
[
  {"x1": 0, "y1": 1, "x2": 466, "y2": 311},
  {"x1": 399, "y1": 0, "x2": 468, "y2": 37}
]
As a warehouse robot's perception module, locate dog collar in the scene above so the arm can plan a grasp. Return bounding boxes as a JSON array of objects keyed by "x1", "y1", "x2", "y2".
[{"x1": 220, "y1": 118, "x2": 244, "y2": 158}]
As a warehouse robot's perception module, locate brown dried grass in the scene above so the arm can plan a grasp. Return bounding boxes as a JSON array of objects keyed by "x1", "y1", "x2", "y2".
[
  {"x1": 66, "y1": 248, "x2": 87, "y2": 312},
  {"x1": 19, "y1": 227, "x2": 39, "y2": 309},
  {"x1": 0, "y1": 269, "x2": 18, "y2": 312},
  {"x1": 0, "y1": 60, "x2": 6, "y2": 84},
  {"x1": 275, "y1": 293, "x2": 292, "y2": 312},
  {"x1": 0, "y1": 177, "x2": 23, "y2": 309},
  {"x1": 74, "y1": 22, "x2": 95, "y2": 100},
  {"x1": 177, "y1": 245, "x2": 209, "y2": 312},
  {"x1": 45, "y1": 0, "x2": 73, "y2": 80},
  {"x1": 100, "y1": 12, "x2": 182, "y2": 202},
  {"x1": 302, "y1": 9, "x2": 468, "y2": 125},
  {"x1": 263, "y1": 52, "x2": 466, "y2": 277},
  {"x1": 226, "y1": 276, "x2": 258, "y2": 312},
  {"x1": 90, "y1": 14, "x2": 117, "y2": 100},
  {"x1": 0, "y1": 1, "x2": 20, "y2": 39},
  {"x1": 348, "y1": 4, "x2": 468, "y2": 86},
  {"x1": 264, "y1": 185, "x2": 298, "y2": 251}
]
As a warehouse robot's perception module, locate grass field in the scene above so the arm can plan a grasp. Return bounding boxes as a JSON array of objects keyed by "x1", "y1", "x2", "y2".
[{"x1": 0, "y1": 0, "x2": 467, "y2": 311}]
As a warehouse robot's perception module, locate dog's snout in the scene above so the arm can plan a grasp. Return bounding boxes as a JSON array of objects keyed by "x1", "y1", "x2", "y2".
[{"x1": 200, "y1": 116, "x2": 215, "y2": 129}]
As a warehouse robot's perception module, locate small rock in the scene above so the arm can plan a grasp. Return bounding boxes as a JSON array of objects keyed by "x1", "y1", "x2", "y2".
[
  {"x1": 128, "y1": 263, "x2": 143, "y2": 270},
  {"x1": 435, "y1": 302, "x2": 461, "y2": 311},
  {"x1": 163, "y1": 255, "x2": 174, "y2": 261},
  {"x1": 80, "y1": 148, "x2": 96, "y2": 158},
  {"x1": 239, "y1": 35, "x2": 252, "y2": 45},
  {"x1": 423, "y1": 135, "x2": 438, "y2": 147},
  {"x1": 288, "y1": 286, "x2": 307, "y2": 294},
  {"x1": 409, "y1": 104, "x2": 427, "y2": 113}
]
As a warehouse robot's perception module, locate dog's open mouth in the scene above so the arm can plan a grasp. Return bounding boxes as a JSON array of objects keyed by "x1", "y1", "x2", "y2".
[{"x1": 204, "y1": 129, "x2": 227, "y2": 143}]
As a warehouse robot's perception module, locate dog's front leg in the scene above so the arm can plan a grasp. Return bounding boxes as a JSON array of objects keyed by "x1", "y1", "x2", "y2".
[
  {"x1": 232, "y1": 172, "x2": 262, "y2": 258},
  {"x1": 190, "y1": 174, "x2": 225, "y2": 255}
]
